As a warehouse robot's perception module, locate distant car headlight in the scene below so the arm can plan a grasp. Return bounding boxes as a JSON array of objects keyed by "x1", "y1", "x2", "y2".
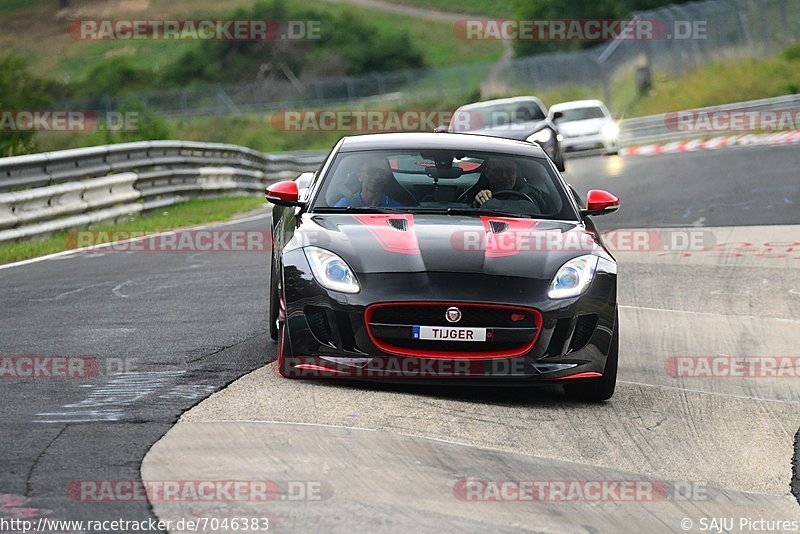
[
  {"x1": 601, "y1": 122, "x2": 619, "y2": 140},
  {"x1": 527, "y1": 129, "x2": 553, "y2": 144},
  {"x1": 548, "y1": 254, "x2": 599, "y2": 299},
  {"x1": 303, "y1": 246, "x2": 360, "y2": 293}
]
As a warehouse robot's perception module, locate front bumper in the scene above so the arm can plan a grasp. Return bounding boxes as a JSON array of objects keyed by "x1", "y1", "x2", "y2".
[
  {"x1": 562, "y1": 133, "x2": 618, "y2": 154},
  {"x1": 278, "y1": 250, "x2": 617, "y2": 381}
]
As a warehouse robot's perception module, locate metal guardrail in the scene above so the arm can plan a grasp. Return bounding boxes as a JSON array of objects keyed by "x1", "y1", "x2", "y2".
[
  {"x1": 0, "y1": 141, "x2": 327, "y2": 243},
  {"x1": 618, "y1": 94, "x2": 800, "y2": 145}
]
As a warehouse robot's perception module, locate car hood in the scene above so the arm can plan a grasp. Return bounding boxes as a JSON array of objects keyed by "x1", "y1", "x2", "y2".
[
  {"x1": 558, "y1": 118, "x2": 608, "y2": 137},
  {"x1": 290, "y1": 213, "x2": 603, "y2": 279}
]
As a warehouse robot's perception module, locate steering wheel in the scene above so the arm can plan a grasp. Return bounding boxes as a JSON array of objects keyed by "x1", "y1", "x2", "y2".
[{"x1": 473, "y1": 189, "x2": 535, "y2": 207}]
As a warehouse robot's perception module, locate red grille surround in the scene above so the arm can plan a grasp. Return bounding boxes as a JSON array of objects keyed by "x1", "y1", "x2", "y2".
[{"x1": 365, "y1": 302, "x2": 543, "y2": 359}]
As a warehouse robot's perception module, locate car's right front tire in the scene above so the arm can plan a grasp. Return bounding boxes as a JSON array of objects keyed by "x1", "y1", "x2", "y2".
[{"x1": 268, "y1": 256, "x2": 279, "y2": 342}]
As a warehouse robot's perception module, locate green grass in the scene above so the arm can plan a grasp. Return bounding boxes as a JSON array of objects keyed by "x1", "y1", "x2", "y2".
[
  {"x1": 0, "y1": 0, "x2": 50, "y2": 14},
  {"x1": 0, "y1": 196, "x2": 265, "y2": 265},
  {"x1": 620, "y1": 55, "x2": 800, "y2": 117}
]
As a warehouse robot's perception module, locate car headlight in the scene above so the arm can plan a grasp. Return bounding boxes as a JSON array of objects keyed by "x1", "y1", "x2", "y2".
[
  {"x1": 303, "y1": 246, "x2": 360, "y2": 293},
  {"x1": 548, "y1": 254, "x2": 599, "y2": 299},
  {"x1": 601, "y1": 122, "x2": 619, "y2": 140},
  {"x1": 527, "y1": 129, "x2": 553, "y2": 144}
]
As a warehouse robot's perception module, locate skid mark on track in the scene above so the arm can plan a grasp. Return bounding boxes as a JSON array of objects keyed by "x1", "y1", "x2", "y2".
[
  {"x1": 34, "y1": 371, "x2": 185, "y2": 423},
  {"x1": 112, "y1": 280, "x2": 134, "y2": 298},
  {"x1": 29, "y1": 281, "x2": 113, "y2": 302}
]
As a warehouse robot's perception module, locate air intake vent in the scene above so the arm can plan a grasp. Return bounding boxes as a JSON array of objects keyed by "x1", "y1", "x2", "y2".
[
  {"x1": 387, "y1": 218, "x2": 408, "y2": 231},
  {"x1": 568, "y1": 314, "x2": 598, "y2": 353},
  {"x1": 305, "y1": 306, "x2": 332, "y2": 344},
  {"x1": 488, "y1": 220, "x2": 509, "y2": 234}
]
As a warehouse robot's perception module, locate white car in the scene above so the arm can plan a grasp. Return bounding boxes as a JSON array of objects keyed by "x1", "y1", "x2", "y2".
[{"x1": 549, "y1": 100, "x2": 619, "y2": 156}]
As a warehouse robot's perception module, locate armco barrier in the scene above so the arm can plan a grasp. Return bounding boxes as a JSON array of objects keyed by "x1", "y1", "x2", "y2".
[
  {"x1": 0, "y1": 141, "x2": 328, "y2": 243},
  {"x1": 618, "y1": 94, "x2": 800, "y2": 146}
]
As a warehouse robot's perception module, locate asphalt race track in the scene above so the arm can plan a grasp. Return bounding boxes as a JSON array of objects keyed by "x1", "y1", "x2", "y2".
[{"x1": 1, "y1": 143, "x2": 798, "y2": 533}]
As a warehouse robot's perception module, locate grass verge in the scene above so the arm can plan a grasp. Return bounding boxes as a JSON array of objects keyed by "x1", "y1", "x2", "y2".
[{"x1": 0, "y1": 196, "x2": 265, "y2": 265}]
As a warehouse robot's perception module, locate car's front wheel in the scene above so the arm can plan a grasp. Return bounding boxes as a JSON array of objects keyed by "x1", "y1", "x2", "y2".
[
  {"x1": 268, "y1": 256, "x2": 279, "y2": 342},
  {"x1": 276, "y1": 321, "x2": 295, "y2": 378},
  {"x1": 564, "y1": 311, "x2": 618, "y2": 401}
]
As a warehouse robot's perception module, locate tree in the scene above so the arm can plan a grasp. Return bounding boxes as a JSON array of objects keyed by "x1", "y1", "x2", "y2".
[{"x1": 511, "y1": 0, "x2": 693, "y2": 57}]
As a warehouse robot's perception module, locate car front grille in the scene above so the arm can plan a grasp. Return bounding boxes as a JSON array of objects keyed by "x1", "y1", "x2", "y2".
[{"x1": 365, "y1": 302, "x2": 541, "y2": 358}]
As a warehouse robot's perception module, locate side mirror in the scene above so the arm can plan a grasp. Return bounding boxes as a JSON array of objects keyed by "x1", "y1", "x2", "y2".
[
  {"x1": 581, "y1": 189, "x2": 619, "y2": 216},
  {"x1": 266, "y1": 180, "x2": 305, "y2": 208},
  {"x1": 551, "y1": 111, "x2": 563, "y2": 123}
]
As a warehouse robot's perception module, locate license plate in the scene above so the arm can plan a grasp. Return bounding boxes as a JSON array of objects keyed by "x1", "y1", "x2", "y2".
[{"x1": 412, "y1": 325, "x2": 486, "y2": 342}]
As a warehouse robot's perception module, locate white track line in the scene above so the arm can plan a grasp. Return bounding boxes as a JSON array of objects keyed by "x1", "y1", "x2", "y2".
[{"x1": 619, "y1": 304, "x2": 800, "y2": 324}]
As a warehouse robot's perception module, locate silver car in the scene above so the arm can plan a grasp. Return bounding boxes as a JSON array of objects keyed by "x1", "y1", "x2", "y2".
[{"x1": 550, "y1": 100, "x2": 619, "y2": 156}]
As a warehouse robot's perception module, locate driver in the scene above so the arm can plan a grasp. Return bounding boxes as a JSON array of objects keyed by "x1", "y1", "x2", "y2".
[
  {"x1": 474, "y1": 158, "x2": 546, "y2": 212},
  {"x1": 335, "y1": 161, "x2": 403, "y2": 208}
]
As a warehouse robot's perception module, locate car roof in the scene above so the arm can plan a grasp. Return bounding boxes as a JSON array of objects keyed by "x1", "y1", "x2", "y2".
[
  {"x1": 550, "y1": 99, "x2": 607, "y2": 111},
  {"x1": 338, "y1": 132, "x2": 549, "y2": 158},
  {"x1": 455, "y1": 96, "x2": 546, "y2": 111}
]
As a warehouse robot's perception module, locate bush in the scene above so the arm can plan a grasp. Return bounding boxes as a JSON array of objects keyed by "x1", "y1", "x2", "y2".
[
  {"x1": 73, "y1": 56, "x2": 153, "y2": 97},
  {"x1": 0, "y1": 55, "x2": 53, "y2": 156},
  {"x1": 78, "y1": 98, "x2": 172, "y2": 147},
  {"x1": 159, "y1": 0, "x2": 425, "y2": 86},
  {"x1": 781, "y1": 42, "x2": 800, "y2": 61}
]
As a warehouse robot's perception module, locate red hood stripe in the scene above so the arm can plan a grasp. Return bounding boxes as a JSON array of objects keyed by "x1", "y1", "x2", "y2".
[
  {"x1": 353, "y1": 214, "x2": 420, "y2": 255},
  {"x1": 480, "y1": 216, "x2": 541, "y2": 258}
]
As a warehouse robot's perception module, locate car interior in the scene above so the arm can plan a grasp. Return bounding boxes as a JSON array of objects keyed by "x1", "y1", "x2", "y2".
[{"x1": 317, "y1": 151, "x2": 565, "y2": 217}]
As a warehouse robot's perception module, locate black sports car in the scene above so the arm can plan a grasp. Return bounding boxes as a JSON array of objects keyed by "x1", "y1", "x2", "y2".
[
  {"x1": 447, "y1": 96, "x2": 567, "y2": 172},
  {"x1": 266, "y1": 133, "x2": 620, "y2": 401}
]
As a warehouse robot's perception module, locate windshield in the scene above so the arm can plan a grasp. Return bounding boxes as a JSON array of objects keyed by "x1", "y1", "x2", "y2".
[
  {"x1": 450, "y1": 101, "x2": 546, "y2": 131},
  {"x1": 311, "y1": 149, "x2": 575, "y2": 219},
  {"x1": 556, "y1": 106, "x2": 607, "y2": 122}
]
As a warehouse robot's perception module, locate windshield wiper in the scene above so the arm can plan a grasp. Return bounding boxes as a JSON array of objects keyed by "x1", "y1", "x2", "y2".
[
  {"x1": 313, "y1": 206, "x2": 537, "y2": 219},
  {"x1": 443, "y1": 207, "x2": 533, "y2": 219},
  {"x1": 312, "y1": 206, "x2": 411, "y2": 214}
]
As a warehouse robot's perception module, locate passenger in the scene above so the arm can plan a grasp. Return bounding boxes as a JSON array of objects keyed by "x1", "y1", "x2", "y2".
[{"x1": 335, "y1": 164, "x2": 403, "y2": 208}]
